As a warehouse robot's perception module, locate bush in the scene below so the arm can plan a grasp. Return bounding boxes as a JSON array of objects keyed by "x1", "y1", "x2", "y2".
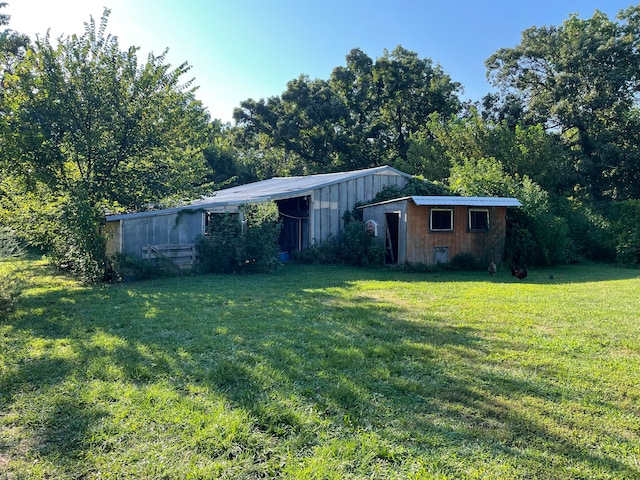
[
  {"x1": 609, "y1": 200, "x2": 640, "y2": 266},
  {"x1": 0, "y1": 265, "x2": 24, "y2": 314},
  {"x1": 197, "y1": 202, "x2": 281, "y2": 274},
  {"x1": 445, "y1": 253, "x2": 483, "y2": 271},
  {"x1": 0, "y1": 228, "x2": 25, "y2": 258},
  {"x1": 554, "y1": 199, "x2": 614, "y2": 263},
  {"x1": 294, "y1": 217, "x2": 384, "y2": 267},
  {"x1": 110, "y1": 253, "x2": 183, "y2": 282}
]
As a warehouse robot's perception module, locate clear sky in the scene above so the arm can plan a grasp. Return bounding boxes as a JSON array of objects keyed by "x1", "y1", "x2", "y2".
[{"x1": 5, "y1": 0, "x2": 637, "y2": 123}]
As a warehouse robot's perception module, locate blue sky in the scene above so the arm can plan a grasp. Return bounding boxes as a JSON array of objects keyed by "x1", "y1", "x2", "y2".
[{"x1": 6, "y1": 1, "x2": 636, "y2": 123}]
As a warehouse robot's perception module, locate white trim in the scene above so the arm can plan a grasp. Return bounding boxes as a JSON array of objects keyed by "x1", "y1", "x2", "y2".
[
  {"x1": 468, "y1": 208, "x2": 490, "y2": 231},
  {"x1": 430, "y1": 208, "x2": 454, "y2": 231}
]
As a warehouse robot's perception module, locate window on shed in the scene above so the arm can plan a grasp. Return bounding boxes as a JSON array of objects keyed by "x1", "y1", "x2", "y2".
[
  {"x1": 204, "y1": 211, "x2": 240, "y2": 235},
  {"x1": 469, "y1": 209, "x2": 489, "y2": 231},
  {"x1": 430, "y1": 208, "x2": 453, "y2": 231}
]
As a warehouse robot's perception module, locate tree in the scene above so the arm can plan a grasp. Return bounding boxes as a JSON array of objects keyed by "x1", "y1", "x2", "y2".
[
  {"x1": 485, "y1": 6, "x2": 640, "y2": 201},
  {"x1": 449, "y1": 156, "x2": 568, "y2": 265},
  {"x1": 0, "y1": 2, "x2": 29, "y2": 176},
  {"x1": 234, "y1": 75, "x2": 349, "y2": 173},
  {"x1": 372, "y1": 46, "x2": 462, "y2": 163},
  {"x1": 233, "y1": 46, "x2": 463, "y2": 175},
  {"x1": 2, "y1": 9, "x2": 210, "y2": 280}
]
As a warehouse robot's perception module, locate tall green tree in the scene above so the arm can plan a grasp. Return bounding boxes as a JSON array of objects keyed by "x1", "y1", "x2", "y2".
[
  {"x1": 234, "y1": 75, "x2": 348, "y2": 173},
  {"x1": 2, "y1": 9, "x2": 210, "y2": 280},
  {"x1": 372, "y1": 46, "x2": 461, "y2": 162},
  {"x1": 232, "y1": 46, "x2": 462, "y2": 176},
  {"x1": 486, "y1": 6, "x2": 640, "y2": 201},
  {"x1": 0, "y1": 2, "x2": 29, "y2": 176}
]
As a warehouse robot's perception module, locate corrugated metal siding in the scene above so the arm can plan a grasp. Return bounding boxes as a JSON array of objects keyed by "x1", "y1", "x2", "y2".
[
  {"x1": 107, "y1": 168, "x2": 411, "y2": 255},
  {"x1": 309, "y1": 172, "x2": 409, "y2": 243},
  {"x1": 121, "y1": 210, "x2": 204, "y2": 258},
  {"x1": 360, "y1": 200, "x2": 408, "y2": 264}
]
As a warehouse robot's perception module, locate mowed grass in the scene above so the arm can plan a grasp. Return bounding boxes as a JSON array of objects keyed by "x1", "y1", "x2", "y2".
[{"x1": 1, "y1": 258, "x2": 639, "y2": 479}]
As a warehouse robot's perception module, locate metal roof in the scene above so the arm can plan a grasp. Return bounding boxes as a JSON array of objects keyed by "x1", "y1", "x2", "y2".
[
  {"x1": 411, "y1": 196, "x2": 522, "y2": 207},
  {"x1": 359, "y1": 195, "x2": 522, "y2": 208},
  {"x1": 106, "y1": 165, "x2": 411, "y2": 221}
]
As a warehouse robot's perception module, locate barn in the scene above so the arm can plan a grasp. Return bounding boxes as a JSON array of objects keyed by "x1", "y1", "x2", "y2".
[
  {"x1": 104, "y1": 165, "x2": 412, "y2": 266},
  {"x1": 359, "y1": 195, "x2": 521, "y2": 266}
]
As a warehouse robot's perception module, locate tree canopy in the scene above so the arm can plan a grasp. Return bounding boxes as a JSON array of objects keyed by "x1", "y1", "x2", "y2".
[
  {"x1": 233, "y1": 46, "x2": 462, "y2": 175},
  {"x1": 486, "y1": 6, "x2": 640, "y2": 201},
  {"x1": 0, "y1": 9, "x2": 211, "y2": 280}
]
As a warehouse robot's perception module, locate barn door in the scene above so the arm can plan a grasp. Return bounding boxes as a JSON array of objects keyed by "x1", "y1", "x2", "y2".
[{"x1": 385, "y1": 212, "x2": 400, "y2": 265}]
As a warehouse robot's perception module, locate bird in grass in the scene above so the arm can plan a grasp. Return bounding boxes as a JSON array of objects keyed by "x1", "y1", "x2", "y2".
[
  {"x1": 511, "y1": 263, "x2": 528, "y2": 280},
  {"x1": 488, "y1": 261, "x2": 497, "y2": 276}
]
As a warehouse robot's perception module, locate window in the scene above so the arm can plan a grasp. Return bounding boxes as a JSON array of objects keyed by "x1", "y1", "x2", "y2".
[
  {"x1": 469, "y1": 209, "x2": 489, "y2": 231},
  {"x1": 430, "y1": 208, "x2": 453, "y2": 231},
  {"x1": 203, "y1": 211, "x2": 239, "y2": 235}
]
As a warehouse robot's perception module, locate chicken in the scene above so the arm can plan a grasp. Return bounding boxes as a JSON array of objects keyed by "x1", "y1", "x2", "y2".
[
  {"x1": 511, "y1": 263, "x2": 528, "y2": 280},
  {"x1": 488, "y1": 261, "x2": 497, "y2": 276}
]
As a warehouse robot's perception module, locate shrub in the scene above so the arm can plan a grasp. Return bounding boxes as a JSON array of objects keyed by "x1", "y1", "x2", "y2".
[
  {"x1": 0, "y1": 228, "x2": 25, "y2": 258},
  {"x1": 371, "y1": 177, "x2": 451, "y2": 205},
  {"x1": 0, "y1": 265, "x2": 24, "y2": 314},
  {"x1": 294, "y1": 217, "x2": 384, "y2": 267},
  {"x1": 110, "y1": 253, "x2": 183, "y2": 282},
  {"x1": 197, "y1": 202, "x2": 281, "y2": 274},
  {"x1": 445, "y1": 253, "x2": 483, "y2": 271},
  {"x1": 609, "y1": 200, "x2": 640, "y2": 266}
]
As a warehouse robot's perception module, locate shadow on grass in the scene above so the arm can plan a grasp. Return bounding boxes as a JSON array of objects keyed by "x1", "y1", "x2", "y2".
[{"x1": 1, "y1": 263, "x2": 638, "y2": 477}]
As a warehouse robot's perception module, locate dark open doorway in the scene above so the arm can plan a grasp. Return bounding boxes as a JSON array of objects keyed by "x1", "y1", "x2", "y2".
[
  {"x1": 385, "y1": 212, "x2": 400, "y2": 264},
  {"x1": 277, "y1": 197, "x2": 310, "y2": 253}
]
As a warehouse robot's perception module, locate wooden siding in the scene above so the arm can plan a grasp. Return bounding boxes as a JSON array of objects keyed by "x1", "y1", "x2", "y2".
[{"x1": 405, "y1": 203, "x2": 507, "y2": 265}]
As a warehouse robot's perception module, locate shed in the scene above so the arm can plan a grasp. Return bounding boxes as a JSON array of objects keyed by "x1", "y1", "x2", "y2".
[
  {"x1": 104, "y1": 165, "x2": 412, "y2": 265},
  {"x1": 359, "y1": 195, "x2": 522, "y2": 265}
]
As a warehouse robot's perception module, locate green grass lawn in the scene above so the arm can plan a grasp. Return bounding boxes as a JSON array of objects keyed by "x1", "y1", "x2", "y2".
[{"x1": 1, "y1": 258, "x2": 639, "y2": 479}]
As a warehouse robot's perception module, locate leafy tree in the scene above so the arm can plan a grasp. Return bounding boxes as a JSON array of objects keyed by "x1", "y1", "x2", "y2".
[
  {"x1": 2, "y1": 9, "x2": 210, "y2": 281},
  {"x1": 486, "y1": 6, "x2": 640, "y2": 201},
  {"x1": 372, "y1": 46, "x2": 462, "y2": 162},
  {"x1": 234, "y1": 76, "x2": 349, "y2": 174},
  {"x1": 449, "y1": 156, "x2": 568, "y2": 265},
  {"x1": 0, "y1": 2, "x2": 29, "y2": 177},
  {"x1": 233, "y1": 46, "x2": 462, "y2": 175}
]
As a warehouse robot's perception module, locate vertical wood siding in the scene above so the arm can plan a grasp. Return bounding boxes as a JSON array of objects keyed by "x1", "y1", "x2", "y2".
[{"x1": 406, "y1": 203, "x2": 507, "y2": 264}]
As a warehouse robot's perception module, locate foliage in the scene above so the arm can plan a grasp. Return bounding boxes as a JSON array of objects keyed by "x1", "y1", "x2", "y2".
[
  {"x1": 109, "y1": 253, "x2": 184, "y2": 282},
  {"x1": 197, "y1": 212, "x2": 242, "y2": 274},
  {"x1": 371, "y1": 177, "x2": 450, "y2": 205},
  {"x1": 444, "y1": 252, "x2": 483, "y2": 271},
  {"x1": 294, "y1": 218, "x2": 384, "y2": 267},
  {"x1": 486, "y1": 6, "x2": 640, "y2": 201},
  {"x1": 0, "y1": 227, "x2": 24, "y2": 258},
  {"x1": 0, "y1": 9, "x2": 210, "y2": 282},
  {"x1": 197, "y1": 202, "x2": 281, "y2": 274},
  {"x1": 609, "y1": 200, "x2": 640, "y2": 266},
  {"x1": 333, "y1": 219, "x2": 385, "y2": 266},
  {"x1": 450, "y1": 156, "x2": 568, "y2": 266},
  {"x1": 0, "y1": 262, "x2": 23, "y2": 314},
  {"x1": 238, "y1": 202, "x2": 282, "y2": 272},
  {"x1": 2, "y1": 259, "x2": 640, "y2": 478},
  {"x1": 232, "y1": 46, "x2": 462, "y2": 177}
]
